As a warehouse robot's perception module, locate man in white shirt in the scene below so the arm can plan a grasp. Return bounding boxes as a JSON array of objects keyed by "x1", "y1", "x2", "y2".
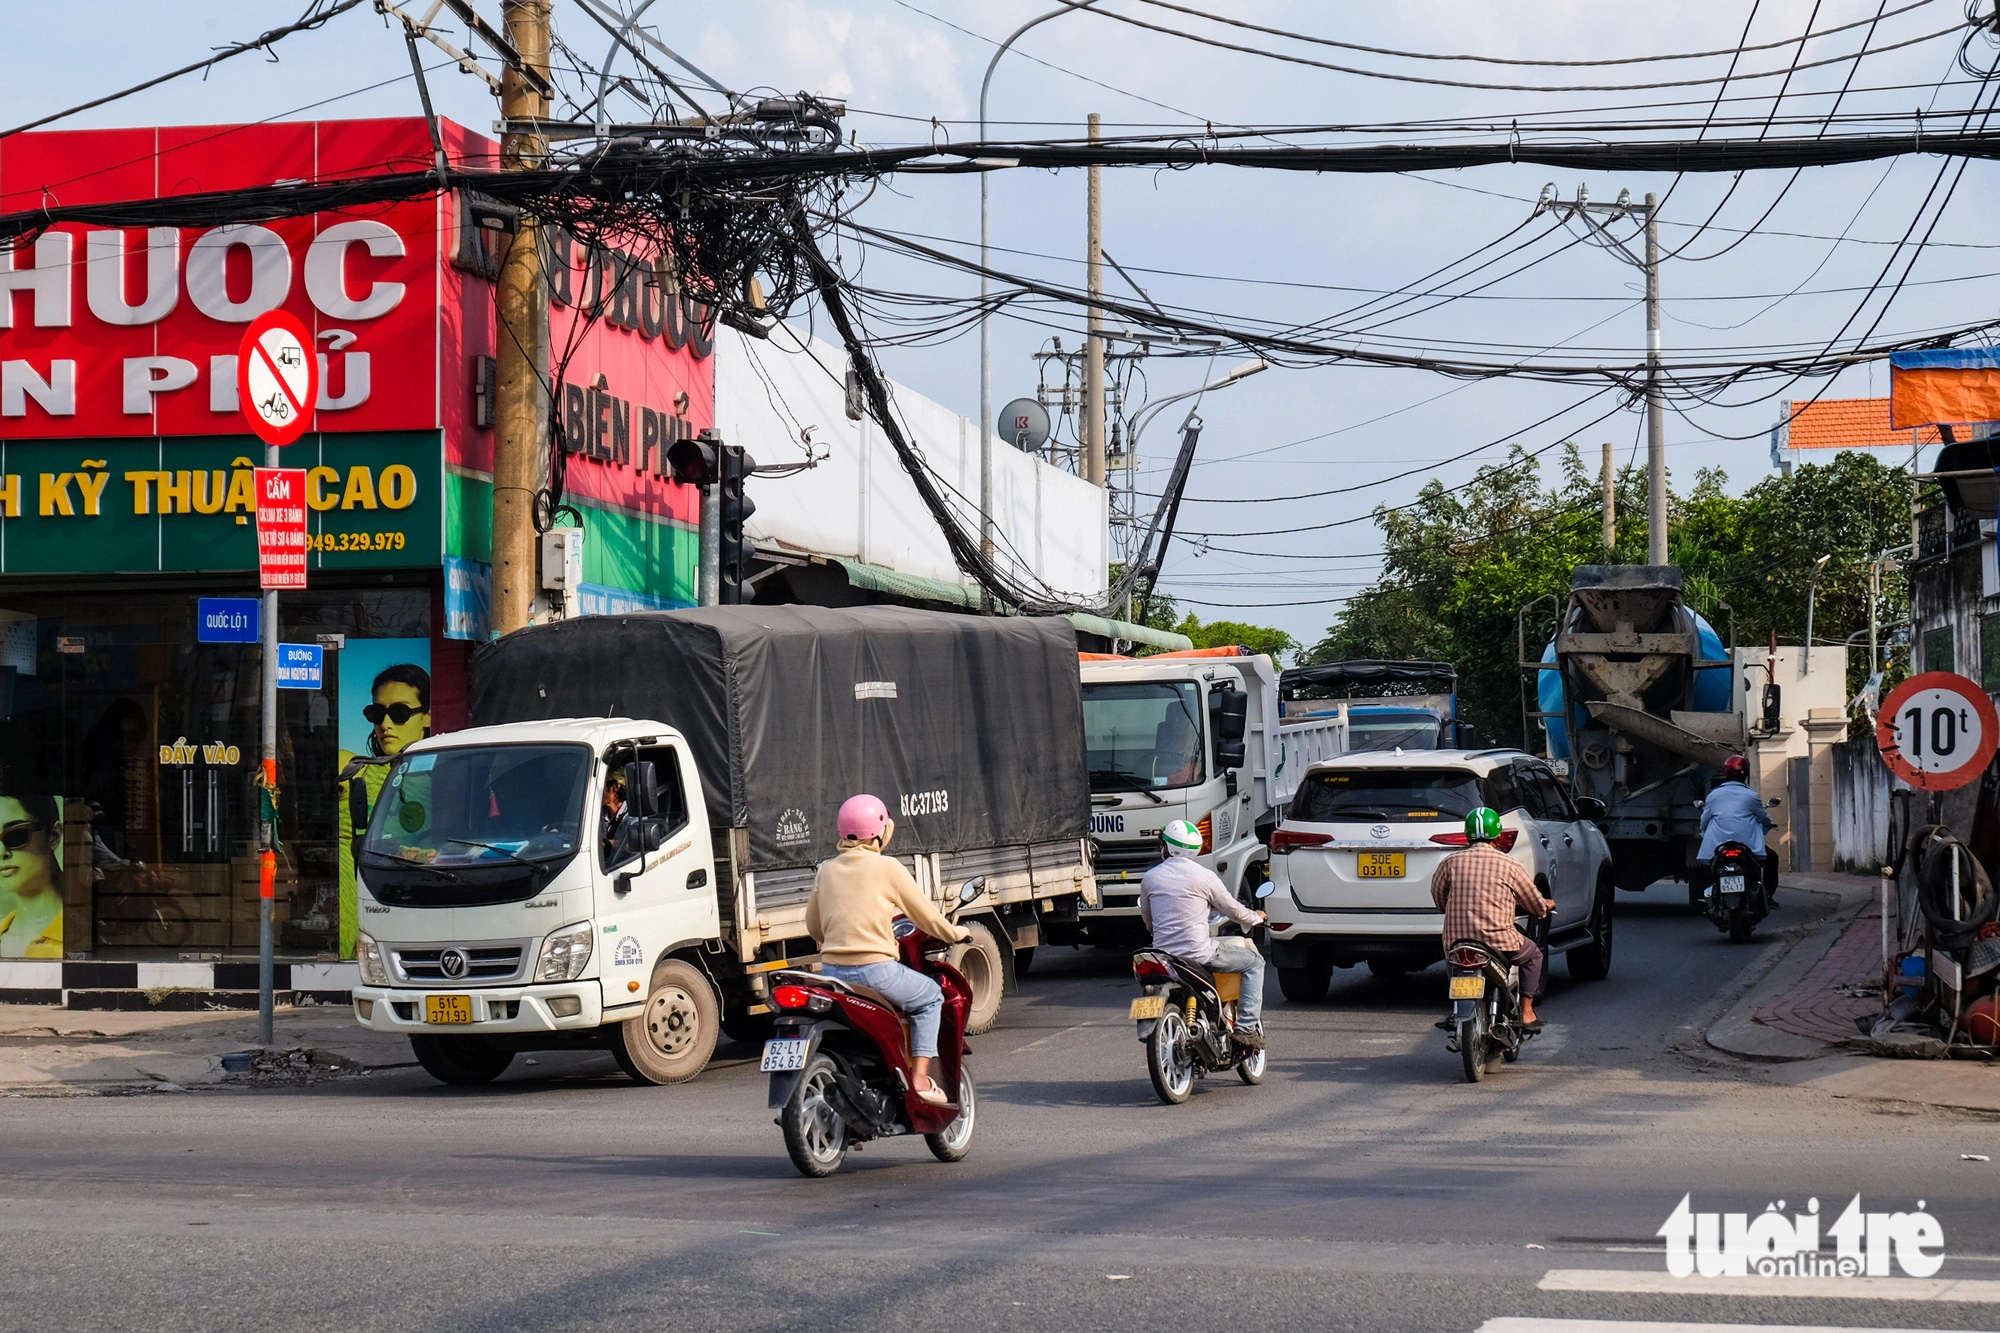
[{"x1": 1139, "y1": 819, "x2": 1267, "y2": 1047}]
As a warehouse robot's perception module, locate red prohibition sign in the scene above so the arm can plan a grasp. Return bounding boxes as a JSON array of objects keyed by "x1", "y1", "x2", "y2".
[
  {"x1": 1876, "y1": 671, "x2": 2000, "y2": 791},
  {"x1": 236, "y1": 310, "x2": 320, "y2": 446}
]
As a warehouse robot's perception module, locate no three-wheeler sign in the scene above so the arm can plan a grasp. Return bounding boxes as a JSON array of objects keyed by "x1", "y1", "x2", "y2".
[{"x1": 1877, "y1": 672, "x2": 2000, "y2": 791}]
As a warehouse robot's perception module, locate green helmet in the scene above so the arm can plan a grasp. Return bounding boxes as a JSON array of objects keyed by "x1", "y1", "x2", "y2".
[
  {"x1": 1161, "y1": 818, "x2": 1203, "y2": 857},
  {"x1": 1464, "y1": 806, "x2": 1503, "y2": 844}
]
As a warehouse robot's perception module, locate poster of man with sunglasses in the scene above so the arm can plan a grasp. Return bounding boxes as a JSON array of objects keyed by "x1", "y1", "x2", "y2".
[{"x1": 335, "y1": 641, "x2": 431, "y2": 958}]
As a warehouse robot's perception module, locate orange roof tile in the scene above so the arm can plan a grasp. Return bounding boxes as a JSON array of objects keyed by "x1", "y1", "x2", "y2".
[{"x1": 1786, "y1": 397, "x2": 1943, "y2": 450}]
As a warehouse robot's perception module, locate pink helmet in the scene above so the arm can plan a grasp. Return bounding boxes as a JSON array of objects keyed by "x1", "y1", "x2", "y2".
[{"x1": 837, "y1": 793, "x2": 891, "y2": 842}]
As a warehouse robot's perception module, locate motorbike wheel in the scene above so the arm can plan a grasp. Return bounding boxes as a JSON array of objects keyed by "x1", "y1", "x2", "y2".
[
  {"x1": 780, "y1": 1054, "x2": 849, "y2": 1178},
  {"x1": 1236, "y1": 1043, "x2": 1267, "y2": 1085},
  {"x1": 1147, "y1": 1008, "x2": 1196, "y2": 1104},
  {"x1": 1457, "y1": 1018, "x2": 1486, "y2": 1084},
  {"x1": 1728, "y1": 912, "x2": 1755, "y2": 944},
  {"x1": 924, "y1": 1065, "x2": 977, "y2": 1163}
]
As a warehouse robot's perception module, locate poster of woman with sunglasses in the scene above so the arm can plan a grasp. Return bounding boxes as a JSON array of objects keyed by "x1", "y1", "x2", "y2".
[
  {"x1": 335, "y1": 641, "x2": 431, "y2": 958},
  {"x1": 0, "y1": 793, "x2": 63, "y2": 958}
]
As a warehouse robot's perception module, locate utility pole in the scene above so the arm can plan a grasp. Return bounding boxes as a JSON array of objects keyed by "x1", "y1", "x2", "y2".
[
  {"x1": 1083, "y1": 112, "x2": 1106, "y2": 488},
  {"x1": 1643, "y1": 191, "x2": 1666, "y2": 566},
  {"x1": 1535, "y1": 185, "x2": 1664, "y2": 561},
  {"x1": 490, "y1": 0, "x2": 551, "y2": 638},
  {"x1": 1601, "y1": 441, "x2": 1616, "y2": 552}
]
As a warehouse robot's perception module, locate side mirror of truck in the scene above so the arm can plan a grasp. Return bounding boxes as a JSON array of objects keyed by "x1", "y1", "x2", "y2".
[
  {"x1": 624, "y1": 760, "x2": 661, "y2": 819},
  {"x1": 1211, "y1": 687, "x2": 1250, "y2": 743},
  {"x1": 1215, "y1": 739, "x2": 1247, "y2": 771}
]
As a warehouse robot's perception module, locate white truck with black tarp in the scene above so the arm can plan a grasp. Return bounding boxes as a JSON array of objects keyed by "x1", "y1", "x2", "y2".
[
  {"x1": 1048, "y1": 649, "x2": 1345, "y2": 950},
  {"x1": 347, "y1": 605, "x2": 1094, "y2": 1086}
]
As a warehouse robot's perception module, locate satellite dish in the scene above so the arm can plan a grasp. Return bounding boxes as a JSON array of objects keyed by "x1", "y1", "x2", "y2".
[{"x1": 997, "y1": 397, "x2": 1050, "y2": 452}]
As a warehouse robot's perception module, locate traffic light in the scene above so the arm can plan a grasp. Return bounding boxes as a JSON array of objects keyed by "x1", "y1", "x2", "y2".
[
  {"x1": 666, "y1": 431, "x2": 719, "y2": 491},
  {"x1": 717, "y1": 443, "x2": 758, "y2": 605}
]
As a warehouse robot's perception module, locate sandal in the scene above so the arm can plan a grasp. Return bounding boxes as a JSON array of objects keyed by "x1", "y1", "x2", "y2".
[{"x1": 914, "y1": 1078, "x2": 950, "y2": 1106}]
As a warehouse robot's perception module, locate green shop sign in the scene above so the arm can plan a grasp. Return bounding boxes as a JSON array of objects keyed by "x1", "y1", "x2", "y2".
[{"x1": 0, "y1": 432, "x2": 441, "y2": 574}]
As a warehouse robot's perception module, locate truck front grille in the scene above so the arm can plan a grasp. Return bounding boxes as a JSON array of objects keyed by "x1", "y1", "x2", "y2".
[
  {"x1": 389, "y1": 941, "x2": 531, "y2": 986},
  {"x1": 1093, "y1": 841, "x2": 1160, "y2": 877}
]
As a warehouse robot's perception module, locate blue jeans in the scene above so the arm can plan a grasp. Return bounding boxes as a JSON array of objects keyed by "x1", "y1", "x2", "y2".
[
  {"x1": 821, "y1": 961, "x2": 945, "y2": 1058},
  {"x1": 1204, "y1": 938, "x2": 1265, "y2": 1030}
]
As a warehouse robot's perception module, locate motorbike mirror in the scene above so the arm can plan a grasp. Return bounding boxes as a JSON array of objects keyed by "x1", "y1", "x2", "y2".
[
  {"x1": 1767, "y1": 797, "x2": 1782, "y2": 808},
  {"x1": 1254, "y1": 879, "x2": 1275, "y2": 900},
  {"x1": 957, "y1": 877, "x2": 986, "y2": 906}
]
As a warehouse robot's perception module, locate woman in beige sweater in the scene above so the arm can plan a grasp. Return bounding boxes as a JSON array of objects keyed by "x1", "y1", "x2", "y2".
[{"x1": 804, "y1": 794, "x2": 969, "y2": 1105}]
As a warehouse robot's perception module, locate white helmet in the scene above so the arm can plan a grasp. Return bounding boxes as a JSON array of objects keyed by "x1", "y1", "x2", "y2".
[{"x1": 1160, "y1": 819, "x2": 1202, "y2": 858}]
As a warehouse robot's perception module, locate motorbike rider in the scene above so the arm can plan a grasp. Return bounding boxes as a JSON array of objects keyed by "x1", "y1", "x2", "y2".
[
  {"x1": 803, "y1": 794, "x2": 970, "y2": 1107},
  {"x1": 1698, "y1": 754, "x2": 1777, "y2": 902},
  {"x1": 1138, "y1": 818, "x2": 1268, "y2": 1050},
  {"x1": 1429, "y1": 807, "x2": 1555, "y2": 1030}
]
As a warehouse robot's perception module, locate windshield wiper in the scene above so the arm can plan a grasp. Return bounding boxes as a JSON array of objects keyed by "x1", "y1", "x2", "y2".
[
  {"x1": 1089, "y1": 769, "x2": 1167, "y2": 803},
  {"x1": 442, "y1": 838, "x2": 533, "y2": 867},
  {"x1": 369, "y1": 851, "x2": 460, "y2": 880}
]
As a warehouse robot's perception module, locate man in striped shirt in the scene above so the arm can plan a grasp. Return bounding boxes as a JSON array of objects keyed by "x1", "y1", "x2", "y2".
[{"x1": 1429, "y1": 806, "x2": 1555, "y2": 1029}]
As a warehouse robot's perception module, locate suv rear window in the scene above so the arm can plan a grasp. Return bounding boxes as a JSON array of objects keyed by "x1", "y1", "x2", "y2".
[{"x1": 1289, "y1": 769, "x2": 1484, "y2": 823}]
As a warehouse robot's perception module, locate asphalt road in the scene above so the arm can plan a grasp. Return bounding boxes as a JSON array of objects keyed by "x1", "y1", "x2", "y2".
[{"x1": 3, "y1": 881, "x2": 1998, "y2": 1333}]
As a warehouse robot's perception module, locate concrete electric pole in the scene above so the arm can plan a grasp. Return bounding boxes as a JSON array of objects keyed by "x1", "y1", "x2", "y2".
[
  {"x1": 1602, "y1": 440, "x2": 1616, "y2": 552},
  {"x1": 1083, "y1": 112, "x2": 1106, "y2": 488},
  {"x1": 491, "y1": 0, "x2": 551, "y2": 638},
  {"x1": 1536, "y1": 185, "x2": 1665, "y2": 563}
]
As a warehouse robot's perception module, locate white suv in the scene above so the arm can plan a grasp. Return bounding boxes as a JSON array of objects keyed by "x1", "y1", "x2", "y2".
[{"x1": 1261, "y1": 748, "x2": 1615, "y2": 1002}]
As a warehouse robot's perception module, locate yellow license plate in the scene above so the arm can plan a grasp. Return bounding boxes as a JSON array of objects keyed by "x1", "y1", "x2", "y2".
[
  {"x1": 1130, "y1": 995, "x2": 1166, "y2": 1020},
  {"x1": 1449, "y1": 975, "x2": 1485, "y2": 999},
  {"x1": 1357, "y1": 851, "x2": 1406, "y2": 878},
  {"x1": 425, "y1": 994, "x2": 474, "y2": 1024}
]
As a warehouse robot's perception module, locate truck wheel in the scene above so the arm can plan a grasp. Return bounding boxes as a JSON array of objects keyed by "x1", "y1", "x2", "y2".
[
  {"x1": 1012, "y1": 946, "x2": 1036, "y2": 979},
  {"x1": 949, "y1": 920, "x2": 1005, "y2": 1035},
  {"x1": 719, "y1": 1008, "x2": 775, "y2": 1046},
  {"x1": 409, "y1": 1035, "x2": 513, "y2": 1086},
  {"x1": 1567, "y1": 874, "x2": 1616, "y2": 981},
  {"x1": 1277, "y1": 961, "x2": 1332, "y2": 1003},
  {"x1": 611, "y1": 959, "x2": 719, "y2": 1085}
]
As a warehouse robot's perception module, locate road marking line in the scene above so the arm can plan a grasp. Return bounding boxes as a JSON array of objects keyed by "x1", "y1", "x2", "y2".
[
  {"x1": 1488, "y1": 1312, "x2": 1952, "y2": 1320},
  {"x1": 1010, "y1": 1020, "x2": 1107, "y2": 1053},
  {"x1": 1538, "y1": 1269, "x2": 2000, "y2": 1302}
]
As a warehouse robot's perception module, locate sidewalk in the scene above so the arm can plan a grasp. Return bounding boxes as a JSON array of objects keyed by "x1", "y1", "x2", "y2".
[
  {"x1": 1704, "y1": 871, "x2": 2000, "y2": 1114},
  {"x1": 0, "y1": 1002, "x2": 412, "y2": 1094}
]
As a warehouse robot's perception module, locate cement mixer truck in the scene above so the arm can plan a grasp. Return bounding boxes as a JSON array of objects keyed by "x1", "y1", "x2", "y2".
[{"x1": 1523, "y1": 565, "x2": 1742, "y2": 896}]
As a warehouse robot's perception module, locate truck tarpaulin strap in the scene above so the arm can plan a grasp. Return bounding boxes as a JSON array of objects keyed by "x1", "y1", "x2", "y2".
[
  {"x1": 470, "y1": 605, "x2": 1090, "y2": 870},
  {"x1": 1891, "y1": 348, "x2": 2000, "y2": 430},
  {"x1": 1280, "y1": 659, "x2": 1458, "y2": 698}
]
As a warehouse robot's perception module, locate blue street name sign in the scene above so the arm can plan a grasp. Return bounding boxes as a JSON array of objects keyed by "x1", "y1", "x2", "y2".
[
  {"x1": 197, "y1": 598, "x2": 261, "y2": 644},
  {"x1": 274, "y1": 642, "x2": 324, "y2": 689}
]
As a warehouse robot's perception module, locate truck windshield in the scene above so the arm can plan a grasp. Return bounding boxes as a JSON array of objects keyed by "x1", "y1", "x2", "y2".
[
  {"x1": 363, "y1": 744, "x2": 591, "y2": 867},
  {"x1": 1347, "y1": 707, "x2": 1444, "y2": 752},
  {"x1": 1082, "y1": 681, "x2": 1205, "y2": 792},
  {"x1": 1290, "y1": 768, "x2": 1483, "y2": 822}
]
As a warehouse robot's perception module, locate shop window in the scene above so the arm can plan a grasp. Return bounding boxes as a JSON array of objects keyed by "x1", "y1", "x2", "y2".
[
  {"x1": 1984, "y1": 615, "x2": 2000, "y2": 691},
  {"x1": 1923, "y1": 624, "x2": 1956, "y2": 676}
]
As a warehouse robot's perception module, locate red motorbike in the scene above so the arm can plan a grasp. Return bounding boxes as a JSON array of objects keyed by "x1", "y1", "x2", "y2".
[{"x1": 763, "y1": 880, "x2": 983, "y2": 1177}]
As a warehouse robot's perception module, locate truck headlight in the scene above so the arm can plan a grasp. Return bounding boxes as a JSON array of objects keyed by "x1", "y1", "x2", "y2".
[
  {"x1": 356, "y1": 933, "x2": 389, "y2": 987},
  {"x1": 535, "y1": 922, "x2": 594, "y2": 982}
]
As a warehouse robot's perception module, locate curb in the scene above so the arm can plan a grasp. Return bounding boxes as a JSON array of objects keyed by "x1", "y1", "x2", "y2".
[{"x1": 1704, "y1": 881, "x2": 1874, "y2": 1063}]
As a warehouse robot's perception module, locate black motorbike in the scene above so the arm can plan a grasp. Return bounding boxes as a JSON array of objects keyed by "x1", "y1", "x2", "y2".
[
  {"x1": 1445, "y1": 913, "x2": 1543, "y2": 1083},
  {"x1": 1129, "y1": 922, "x2": 1268, "y2": 1105},
  {"x1": 1704, "y1": 840, "x2": 1769, "y2": 943}
]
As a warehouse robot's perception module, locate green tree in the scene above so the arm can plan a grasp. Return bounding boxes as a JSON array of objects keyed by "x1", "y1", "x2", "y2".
[
  {"x1": 1308, "y1": 446, "x2": 1909, "y2": 747},
  {"x1": 1170, "y1": 615, "x2": 1299, "y2": 662}
]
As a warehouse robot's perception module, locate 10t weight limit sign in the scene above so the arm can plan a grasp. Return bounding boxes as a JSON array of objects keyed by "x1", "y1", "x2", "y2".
[{"x1": 1876, "y1": 672, "x2": 2000, "y2": 791}]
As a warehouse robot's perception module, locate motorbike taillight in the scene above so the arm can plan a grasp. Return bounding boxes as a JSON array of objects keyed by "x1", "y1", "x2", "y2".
[
  {"x1": 772, "y1": 985, "x2": 812, "y2": 1010},
  {"x1": 1446, "y1": 946, "x2": 1487, "y2": 969},
  {"x1": 1133, "y1": 956, "x2": 1173, "y2": 982}
]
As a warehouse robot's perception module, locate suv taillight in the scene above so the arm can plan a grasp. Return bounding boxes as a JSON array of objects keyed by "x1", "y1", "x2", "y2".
[
  {"x1": 1431, "y1": 829, "x2": 1518, "y2": 852},
  {"x1": 1271, "y1": 829, "x2": 1334, "y2": 853}
]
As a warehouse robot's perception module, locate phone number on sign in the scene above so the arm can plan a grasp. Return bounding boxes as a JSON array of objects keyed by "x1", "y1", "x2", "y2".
[{"x1": 308, "y1": 531, "x2": 407, "y2": 553}]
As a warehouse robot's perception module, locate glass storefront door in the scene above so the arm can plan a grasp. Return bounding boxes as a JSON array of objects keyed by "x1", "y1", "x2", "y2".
[{"x1": 0, "y1": 584, "x2": 429, "y2": 958}]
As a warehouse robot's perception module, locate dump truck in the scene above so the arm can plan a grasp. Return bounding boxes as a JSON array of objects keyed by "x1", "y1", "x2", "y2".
[
  {"x1": 1050, "y1": 648, "x2": 1346, "y2": 950},
  {"x1": 1278, "y1": 659, "x2": 1476, "y2": 752},
  {"x1": 1525, "y1": 565, "x2": 1739, "y2": 893},
  {"x1": 348, "y1": 605, "x2": 1094, "y2": 1086}
]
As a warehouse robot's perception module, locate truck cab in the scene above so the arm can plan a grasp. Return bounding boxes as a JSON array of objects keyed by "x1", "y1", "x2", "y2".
[
  {"x1": 349, "y1": 718, "x2": 725, "y2": 1086},
  {"x1": 1058, "y1": 656, "x2": 1272, "y2": 947}
]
